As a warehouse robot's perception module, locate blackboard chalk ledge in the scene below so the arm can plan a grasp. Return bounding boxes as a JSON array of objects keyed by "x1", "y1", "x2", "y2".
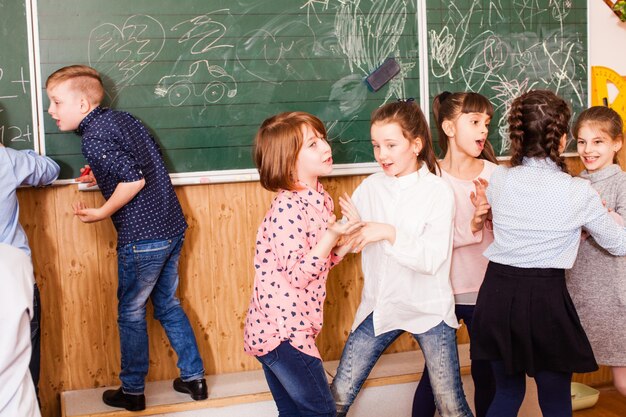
[
  {"x1": 169, "y1": 163, "x2": 382, "y2": 186},
  {"x1": 54, "y1": 179, "x2": 87, "y2": 186},
  {"x1": 61, "y1": 154, "x2": 577, "y2": 190},
  {"x1": 68, "y1": 163, "x2": 382, "y2": 191}
]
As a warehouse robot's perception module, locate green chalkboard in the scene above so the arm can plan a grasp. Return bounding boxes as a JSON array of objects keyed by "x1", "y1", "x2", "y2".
[
  {"x1": 34, "y1": 0, "x2": 590, "y2": 178},
  {"x1": 38, "y1": 0, "x2": 421, "y2": 179},
  {"x1": 426, "y1": 0, "x2": 587, "y2": 155},
  {"x1": 0, "y1": 0, "x2": 35, "y2": 150}
]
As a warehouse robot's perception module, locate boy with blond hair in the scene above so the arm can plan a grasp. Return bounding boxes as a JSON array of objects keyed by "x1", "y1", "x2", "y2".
[{"x1": 46, "y1": 65, "x2": 207, "y2": 411}]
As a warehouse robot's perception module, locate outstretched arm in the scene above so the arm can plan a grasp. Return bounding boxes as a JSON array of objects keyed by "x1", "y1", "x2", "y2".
[
  {"x1": 72, "y1": 179, "x2": 145, "y2": 223},
  {"x1": 1, "y1": 145, "x2": 60, "y2": 186}
]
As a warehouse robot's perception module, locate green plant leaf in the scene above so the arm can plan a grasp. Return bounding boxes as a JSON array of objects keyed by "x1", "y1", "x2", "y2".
[{"x1": 614, "y1": 0, "x2": 626, "y2": 22}]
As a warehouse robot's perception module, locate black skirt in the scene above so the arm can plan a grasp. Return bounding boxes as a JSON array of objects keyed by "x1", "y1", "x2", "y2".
[{"x1": 470, "y1": 261, "x2": 597, "y2": 376}]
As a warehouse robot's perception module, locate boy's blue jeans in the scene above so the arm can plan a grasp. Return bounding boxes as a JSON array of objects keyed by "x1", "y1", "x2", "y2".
[
  {"x1": 330, "y1": 314, "x2": 473, "y2": 417},
  {"x1": 117, "y1": 233, "x2": 204, "y2": 394},
  {"x1": 257, "y1": 341, "x2": 336, "y2": 417}
]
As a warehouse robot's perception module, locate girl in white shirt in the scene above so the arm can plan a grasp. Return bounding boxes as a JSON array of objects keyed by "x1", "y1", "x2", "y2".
[
  {"x1": 330, "y1": 100, "x2": 473, "y2": 417},
  {"x1": 413, "y1": 92, "x2": 497, "y2": 417}
]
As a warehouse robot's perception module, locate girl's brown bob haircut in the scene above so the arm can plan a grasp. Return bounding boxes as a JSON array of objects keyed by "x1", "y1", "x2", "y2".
[{"x1": 254, "y1": 112, "x2": 327, "y2": 192}]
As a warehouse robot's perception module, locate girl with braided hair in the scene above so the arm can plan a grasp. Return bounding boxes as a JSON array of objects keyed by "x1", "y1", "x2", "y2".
[{"x1": 470, "y1": 90, "x2": 626, "y2": 416}]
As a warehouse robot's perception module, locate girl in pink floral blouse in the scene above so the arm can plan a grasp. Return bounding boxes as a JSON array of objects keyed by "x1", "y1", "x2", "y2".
[{"x1": 243, "y1": 111, "x2": 362, "y2": 417}]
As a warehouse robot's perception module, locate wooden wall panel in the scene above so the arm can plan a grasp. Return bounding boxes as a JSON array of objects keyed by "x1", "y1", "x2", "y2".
[
  {"x1": 53, "y1": 186, "x2": 111, "y2": 389},
  {"x1": 171, "y1": 185, "x2": 219, "y2": 377},
  {"x1": 573, "y1": 366, "x2": 613, "y2": 386},
  {"x1": 18, "y1": 158, "x2": 617, "y2": 417},
  {"x1": 17, "y1": 187, "x2": 63, "y2": 417},
  {"x1": 208, "y1": 183, "x2": 257, "y2": 374}
]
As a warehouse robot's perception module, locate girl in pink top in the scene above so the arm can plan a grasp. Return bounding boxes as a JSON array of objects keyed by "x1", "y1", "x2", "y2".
[
  {"x1": 243, "y1": 112, "x2": 362, "y2": 417},
  {"x1": 413, "y1": 92, "x2": 498, "y2": 417}
]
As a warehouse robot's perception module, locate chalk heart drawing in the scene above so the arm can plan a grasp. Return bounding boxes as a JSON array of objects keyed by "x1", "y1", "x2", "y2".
[{"x1": 88, "y1": 15, "x2": 165, "y2": 102}]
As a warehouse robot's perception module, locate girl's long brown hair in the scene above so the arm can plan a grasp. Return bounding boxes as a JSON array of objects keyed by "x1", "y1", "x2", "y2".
[{"x1": 371, "y1": 100, "x2": 440, "y2": 175}]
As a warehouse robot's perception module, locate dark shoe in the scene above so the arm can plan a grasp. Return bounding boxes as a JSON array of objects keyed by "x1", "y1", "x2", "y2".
[
  {"x1": 102, "y1": 387, "x2": 146, "y2": 411},
  {"x1": 173, "y1": 377, "x2": 208, "y2": 400}
]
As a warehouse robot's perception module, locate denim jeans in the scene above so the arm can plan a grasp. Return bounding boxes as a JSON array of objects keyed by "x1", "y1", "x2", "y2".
[
  {"x1": 413, "y1": 304, "x2": 494, "y2": 417},
  {"x1": 257, "y1": 341, "x2": 336, "y2": 417},
  {"x1": 117, "y1": 233, "x2": 204, "y2": 394},
  {"x1": 331, "y1": 314, "x2": 473, "y2": 417}
]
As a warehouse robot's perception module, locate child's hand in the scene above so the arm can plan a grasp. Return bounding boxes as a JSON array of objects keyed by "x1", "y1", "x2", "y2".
[
  {"x1": 72, "y1": 201, "x2": 105, "y2": 223},
  {"x1": 326, "y1": 214, "x2": 364, "y2": 238},
  {"x1": 339, "y1": 193, "x2": 361, "y2": 222},
  {"x1": 75, "y1": 165, "x2": 97, "y2": 187},
  {"x1": 308, "y1": 214, "x2": 364, "y2": 261},
  {"x1": 350, "y1": 222, "x2": 395, "y2": 253},
  {"x1": 334, "y1": 230, "x2": 361, "y2": 257},
  {"x1": 470, "y1": 178, "x2": 489, "y2": 206},
  {"x1": 470, "y1": 178, "x2": 491, "y2": 233}
]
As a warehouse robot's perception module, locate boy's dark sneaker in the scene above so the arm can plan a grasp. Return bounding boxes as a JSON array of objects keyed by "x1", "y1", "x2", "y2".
[
  {"x1": 173, "y1": 377, "x2": 208, "y2": 400},
  {"x1": 102, "y1": 387, "x2": 146, "y2": 411}
]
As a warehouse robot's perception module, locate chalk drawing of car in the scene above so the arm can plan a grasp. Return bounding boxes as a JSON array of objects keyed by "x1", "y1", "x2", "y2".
[{"x1": 154, "y1": 59, "x2": 237, "y2": 106}]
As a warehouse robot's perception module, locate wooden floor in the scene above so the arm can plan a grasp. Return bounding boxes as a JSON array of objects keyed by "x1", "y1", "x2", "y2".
[{"x1": 574, "y1": 389, "x2": 626, "y2": 417}]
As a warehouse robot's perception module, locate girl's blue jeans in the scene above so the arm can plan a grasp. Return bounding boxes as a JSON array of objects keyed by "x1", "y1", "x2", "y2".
[
  {"x1": 116, "y1": 233, "x2": 204, "y2": 394},
  {"x1": 330, "y1": 313, "x2": 473, "y2": 417},
  {"x1": 256, "y1": 341, "x2": 336, "y2": 417}
]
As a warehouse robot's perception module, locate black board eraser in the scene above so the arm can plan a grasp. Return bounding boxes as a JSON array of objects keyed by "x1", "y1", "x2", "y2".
[{"x1": 365, "y1": 58, "x2": 401, "y2": 92}]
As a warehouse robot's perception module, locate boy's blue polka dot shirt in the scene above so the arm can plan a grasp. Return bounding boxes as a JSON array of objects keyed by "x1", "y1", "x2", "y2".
[{"x1": 77, "y1": 107, "x2": 187, "y2": 246}]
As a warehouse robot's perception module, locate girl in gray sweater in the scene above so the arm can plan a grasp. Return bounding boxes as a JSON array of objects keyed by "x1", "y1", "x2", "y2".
[{"x1": 567, "y1": 106, "x2": 626, "y2": 397}]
